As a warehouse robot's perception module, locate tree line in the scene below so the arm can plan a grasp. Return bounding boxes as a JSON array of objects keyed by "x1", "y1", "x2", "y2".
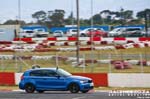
[{"x1": 3, "y1": 8, "x2": 150, "y2": 28}]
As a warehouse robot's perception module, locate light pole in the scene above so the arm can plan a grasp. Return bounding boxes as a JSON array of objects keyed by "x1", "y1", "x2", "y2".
[
  {"x1": 18, "y1": 0, "x2": 21, "y2": 38},
  {"x1": 18, "y1": 0, "x2": 21, "y2": 21},
  {"x1": 90, "y1": 0, "x2": 94, "y2": 72},
  {"x1": 76, "y1": 0, "x2": 80, "y2": 65},
  {"x1": 71, "y1": 0, "x2": 74, "y2": 27}
]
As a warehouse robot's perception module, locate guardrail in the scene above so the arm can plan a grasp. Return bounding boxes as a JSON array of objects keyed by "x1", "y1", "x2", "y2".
[{"x1": 0, "y1": 72, "x2": 150, "y2": 88}]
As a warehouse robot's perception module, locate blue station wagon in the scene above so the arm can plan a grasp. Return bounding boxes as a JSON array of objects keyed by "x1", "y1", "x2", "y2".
[{"x1": 19, "y1": 68, "x2": 94, "y2": 93}]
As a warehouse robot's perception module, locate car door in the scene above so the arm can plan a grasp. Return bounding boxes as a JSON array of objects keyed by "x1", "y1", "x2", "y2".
[{"x1": 40, "y1": 70, "x2": 67, "y2": 90}]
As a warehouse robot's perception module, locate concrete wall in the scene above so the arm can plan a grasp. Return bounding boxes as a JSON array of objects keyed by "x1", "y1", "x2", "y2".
[{"x1": 108, "y1": 73, "x2": 150, "y2": 87}]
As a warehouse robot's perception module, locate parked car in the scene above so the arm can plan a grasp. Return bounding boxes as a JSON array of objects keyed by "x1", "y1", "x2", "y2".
[
  {"x1": 108, "y1": 27, "x2": 144, "y2": 37},
  {"x1": 34, "y1": 29, "x2": 49, "y2": 37},
  {"x1": 66, "y1": 29, "x2": 79, "y2": 37},
  {"x1": 108, "y1": 28, "x2": 123, "y2": 37},
  {"x1": 18, "y1": 30, "x2": 37, "y2": 38},
  {"x1": 119, "y1": 32, "x2": 145, "y2": 37},
  {"x1": 19, "y1": 68, "x2": 94, "y2": 93},
  {"x1": 79, "y1": 28, "x2": 104, "y2": 37},
  {"x1": 53, "y1": 30, "x2": 64, "y2": 37},
  {"x1": 86, "y1": 30, "x2": 108, "y2": 37}
]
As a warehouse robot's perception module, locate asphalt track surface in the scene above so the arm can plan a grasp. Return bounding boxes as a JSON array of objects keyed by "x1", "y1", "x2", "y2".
[{"x1": 0, "y1": 91, "x2": 140, "y2": 99}]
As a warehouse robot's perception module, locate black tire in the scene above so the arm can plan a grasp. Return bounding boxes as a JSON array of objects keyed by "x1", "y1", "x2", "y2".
[
  {"x1": 81, "y1": 90, "x2": 89, "y2": 93},
  {"x1": 25, "y1": 83, "x2": 35, "y2": 93},
  {"x1": 69, "y1": 83, "x2": 80, "y2": 93}
]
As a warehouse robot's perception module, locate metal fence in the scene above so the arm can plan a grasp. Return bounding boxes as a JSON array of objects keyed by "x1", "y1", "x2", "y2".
[{"x1": 0, "y1": 52, "x2": 150, "y2": 73}]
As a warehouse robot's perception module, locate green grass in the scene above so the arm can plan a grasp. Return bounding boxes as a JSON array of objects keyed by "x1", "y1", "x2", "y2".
[{"x1": 0, "y1": 47, "x2": 150, "y2": 73}]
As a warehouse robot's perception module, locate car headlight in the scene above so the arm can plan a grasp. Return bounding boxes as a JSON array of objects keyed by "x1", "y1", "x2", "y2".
[{"x1": 80, "y1": 80, "x2": 88, "y2": 84}]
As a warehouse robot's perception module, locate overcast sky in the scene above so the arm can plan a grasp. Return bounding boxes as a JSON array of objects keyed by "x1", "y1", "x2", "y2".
[{"x1": 0, "y1": 0, "x2": 150, "y2": 23}]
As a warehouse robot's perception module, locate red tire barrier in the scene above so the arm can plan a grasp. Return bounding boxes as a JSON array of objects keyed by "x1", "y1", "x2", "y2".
[
  {"x1": 47, "y1": 37, "x2": 57, "y2": 41},
  {"x1": 73, "y1": 73, "x2": 108, "y2": 87},
  {"x1": 139, "y1": 37, "x2": 150, "y2": 41},
  {"x1": 0, "y1": 41, "x2": 12, "y2": 44},
  {"x1": 14, "y1": 38, "x2": 32, "y2": 42},
  {"x1": 0, "y1": 72, "x2": 15, "y2": 85},
  {"x1": 90, "y1": 37, "x2": 101, "y2": 41},
  {"x1": 68, "y1": 37, "x2": 78, "y2": 41},
  {"x1": 114, "y1": 37, "x2": 126, "y2": 40}
]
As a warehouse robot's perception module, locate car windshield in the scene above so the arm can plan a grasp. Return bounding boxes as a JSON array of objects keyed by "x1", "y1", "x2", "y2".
[{"x1": 57, "y1": 69, "x2": 72, "y2": 77}]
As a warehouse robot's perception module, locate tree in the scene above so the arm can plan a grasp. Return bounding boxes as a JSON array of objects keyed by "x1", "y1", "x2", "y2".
[
  {"x1": 64, "y1": 12, "x2": 75, "y2": 25},
  {"x1": 124, "y1": 10, "x2": 133, "y2": 19},
  {"x1": 100, "y1": 10, "x2": 112, "y2": 24},
  {"x1": 3, "y1": 19, "x2": 26, "y2": 25},
  {"x1": 48, "y1": 9, "x2": 65, "y2": 27},
  {"x1": 91, "y1": 14, "x2": 102, "y2": 25},
  {"x1": 136, "y1": 9, "x2": 150, "y2": 19},
  {"x1": 32, "y1": 10, "x2": 47, "y2": 24}
]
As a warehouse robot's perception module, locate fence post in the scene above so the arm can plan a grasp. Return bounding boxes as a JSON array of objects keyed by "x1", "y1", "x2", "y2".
[
  {"x1": 109, "y1": 54, "x2": 112, "y2": 73},
  {"x1": 83, "y1": 54, "x2": 85, "y2": 73},
  {"x1": 14, "y1": 54, "x2": 18, "y2": 71},
  {"x1": 56, "y1": 53, "x2": 59, "y2": 68},
  {"x1": 140, "y1": 53, "x2": 144, "y2": 73},
  {"x1": 0, "y1": 57, "x2": 4, "y2": 71}
]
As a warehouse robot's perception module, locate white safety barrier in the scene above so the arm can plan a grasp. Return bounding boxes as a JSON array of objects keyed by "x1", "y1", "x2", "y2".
[
  {"x1": 108, "y1": 73, "x2": 150, "y2": 87},
  {"x1": 15, "y1": 73, "x2": 23, "y2": 85},
  {"x1": 14, "y1": 73, "x2": 150, "y2": 87}
]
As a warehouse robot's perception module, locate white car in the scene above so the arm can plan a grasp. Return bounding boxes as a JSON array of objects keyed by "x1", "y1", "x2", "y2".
[
  {"x1": 34, "y1": 29, "x2": 49, "y2": 37},
  {"x1": 19, "y1": 30, "x2": 37, "y2": 38},
  {"x1": 108, "y1": 28, "x2": 123, "y2": 37},
  {"x1": 53, "y1": 30, "x2": 64, "y2": 37},
  {"x1": 66, "y1": 29, "x2": 79, "y2": 37},
  {"x1": 108, "y1": 27, "x2": 144, "y2": 37}
]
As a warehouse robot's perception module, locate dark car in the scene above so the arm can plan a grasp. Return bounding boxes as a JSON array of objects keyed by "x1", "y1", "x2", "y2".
[{"x1": 19, "y1": 68, "x2": 94, "y2": 93}]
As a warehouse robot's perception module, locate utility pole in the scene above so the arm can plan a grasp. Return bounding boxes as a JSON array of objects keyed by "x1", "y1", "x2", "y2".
[
  {"x1": 145, "y1": 10, "x2": 148, "y2": 37},
  {"x1": 90, "y1": 0, "x2": 94, "y2": 72},
  {"x1": 18, "y1": 0, "x2": 21, "y2": 38},
  {"x1": 76, "y1": 0, "x2": 80, "y2": 65}
]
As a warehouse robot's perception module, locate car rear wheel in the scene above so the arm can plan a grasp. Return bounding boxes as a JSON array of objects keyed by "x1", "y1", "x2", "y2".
[
  {"x1": 69, "y1": 83, "x2": 80, "y2": 93},
  {"x1": 25, "y1": 83, "x2": 35, "y2": 93}
]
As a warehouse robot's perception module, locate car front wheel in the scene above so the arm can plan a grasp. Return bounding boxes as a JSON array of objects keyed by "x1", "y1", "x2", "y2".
[
  {"x1": 25, "y1": 83, "x2": 35, "y2": 93},
  {"x1": 69, "y1": 83, "x2": 80, "y2": 93}
]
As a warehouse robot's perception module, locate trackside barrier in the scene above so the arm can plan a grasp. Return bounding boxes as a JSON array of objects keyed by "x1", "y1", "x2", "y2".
[
  {"x1": 14, "y1": 73, "x2": 108, "y2": 86},
  {"x1": 108, "y1": 73, "x2": 150, "y2": 87},
  {"x1": 15, "y1": 73, "x2": 23, "y2": 85},
  {"x1": 0, "y1": 72, "x2": 150, "y2": 88},
  {"x1": 73, "y1": 73, "x2": 108, "y2": 87},
  {"x1": 13, "y1": 37, "x2": 150, "y2": 42},
  {"x1": 0, "y1": 72, "x2": 15, "y2": 85}
]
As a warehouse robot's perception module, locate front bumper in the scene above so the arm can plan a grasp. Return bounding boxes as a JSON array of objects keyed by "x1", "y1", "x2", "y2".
[{"x1": 80, "y1": 82, "x2": 94, "y2": 91}]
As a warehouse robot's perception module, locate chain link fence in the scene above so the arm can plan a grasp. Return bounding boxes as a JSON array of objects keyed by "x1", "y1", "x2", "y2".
[{"x1": 0, "y1": 51, "x2": 150, "y2": 73}]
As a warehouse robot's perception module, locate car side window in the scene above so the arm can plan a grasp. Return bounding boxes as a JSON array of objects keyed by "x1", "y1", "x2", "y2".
[
  {"x1": 30, "y1": 70, "x2": 43, "y2": 76},
  {"x1": 30, "y1": 70, "x2": 58, "y2": 77},
  {"x1": 42, "y1": 70, "x2": 58, "y2": 77}
]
